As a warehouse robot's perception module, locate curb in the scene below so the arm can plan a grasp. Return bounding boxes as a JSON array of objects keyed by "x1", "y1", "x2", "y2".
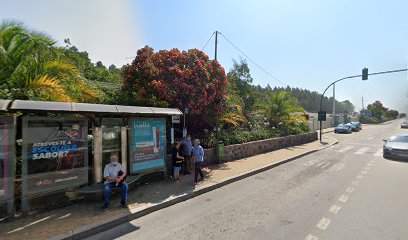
[{"x1": 53, "y1": 139, "x2": 338, "y2": 240}]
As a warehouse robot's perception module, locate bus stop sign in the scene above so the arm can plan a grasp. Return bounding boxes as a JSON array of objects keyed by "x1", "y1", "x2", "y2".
[{"x1": 318, "y1": 111, "x2": 326, "y2": 121}]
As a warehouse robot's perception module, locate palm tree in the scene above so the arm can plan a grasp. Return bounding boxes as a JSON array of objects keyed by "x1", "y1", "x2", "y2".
[
  {"x1": 257, "y1": 91, "x2": 305, "y2": 128},
  {"x1": 220, "y1": 90, "x2": 247, "y2": 127},
  {"x1": 221, "y1": 104, "x2": 248, "y2": 126},
  {"x1": 0, "y1": 21, "x2": 97, "y2": 102}
]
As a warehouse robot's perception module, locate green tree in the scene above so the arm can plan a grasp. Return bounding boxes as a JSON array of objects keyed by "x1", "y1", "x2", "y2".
[
  {"x1": 0, "y1": 21, "x2": 97, "y2": 102},
  {"x1": 257, "y1": 91, "x2": 305, "y2": 128},
  {"x1": 227, "y1": 59, "x2": 257, "y2": 117}
]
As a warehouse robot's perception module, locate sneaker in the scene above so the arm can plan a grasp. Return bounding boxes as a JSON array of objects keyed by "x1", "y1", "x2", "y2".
[
  {"x1": 120, "y1": 201, "x2": 128, "y2": 208},
  {"x1": 101, "y1": 203, "x2": 109, "y2": 211}
]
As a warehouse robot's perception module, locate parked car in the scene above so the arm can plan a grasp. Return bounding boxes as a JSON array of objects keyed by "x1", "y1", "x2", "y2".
[
  {"x1": 351, "y1": 121, "x2": 362, "y2": 130},
  {"x1": 383, "y1": 135, "x2": 408, "y2": 160},
  {"x1": 334, "y1": 124, "x2": 352, "y2": 134},
  {"x1": 401, "y1": 119, "x2": 408, "y2": 129},
  {"x1": 347, "y1": 122, "x2": 361, "y2": 131}
]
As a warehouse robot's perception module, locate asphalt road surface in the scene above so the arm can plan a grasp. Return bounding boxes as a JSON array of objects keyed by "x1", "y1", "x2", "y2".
[{"x1": 87, "y1": 120, "x2": 408, "y2": 240}]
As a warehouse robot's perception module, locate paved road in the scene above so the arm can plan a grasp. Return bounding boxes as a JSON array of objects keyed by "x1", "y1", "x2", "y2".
[{"x1": 87, "y1": 120, "x2": 408, "y2": 240}]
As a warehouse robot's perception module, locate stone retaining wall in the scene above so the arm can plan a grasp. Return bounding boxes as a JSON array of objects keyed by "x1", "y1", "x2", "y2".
[{"x1": 167, "y1": 132, "x2": 318, "y2": 171}]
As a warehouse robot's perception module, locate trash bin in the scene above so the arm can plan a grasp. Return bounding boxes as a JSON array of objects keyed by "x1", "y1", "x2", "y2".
[{"x1": 216, "y1": 141, "x2": 224, "y2": 163}]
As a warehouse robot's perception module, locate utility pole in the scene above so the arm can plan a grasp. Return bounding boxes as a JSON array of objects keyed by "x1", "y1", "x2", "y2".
[
  {"x1": 214, "y1": 31, "x2": 218, "y2": 61},
  {"x1": 332, "y1": 83, "x2": 336, "y2": 126},
  {"x1": 332, "y1": 83, "x2": 336, "y2": 115},
  {"x1": 361, "y1": 97, "x2": 365, "y2": 110}
]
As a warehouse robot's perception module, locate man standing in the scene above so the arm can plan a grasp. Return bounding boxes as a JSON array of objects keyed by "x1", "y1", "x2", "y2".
[
  {"x1": 101, "y1": 154, "x2": 128, "y2": 210},
  {"x1": 181, "y1": 134, "x2": 193, "y2": 174},
  {"x1": 192, "y1": 139, "x2": 204, "y2": 184}
]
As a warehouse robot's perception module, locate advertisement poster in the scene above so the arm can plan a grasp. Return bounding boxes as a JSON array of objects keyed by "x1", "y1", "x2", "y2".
[
  {"x1": 130, "y1": 118, "x2": 166, "y2": 174},
  {"x1": 22, "y1": 117, "x2": 88, "y2": 196},
  {"x1": 0, "y1": 116, "x2": 15, "y2": 202}
]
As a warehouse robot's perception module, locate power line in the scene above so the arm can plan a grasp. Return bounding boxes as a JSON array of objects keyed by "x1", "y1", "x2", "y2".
[
  {"x1": 219, "y1": 32, "x2": 288, "y2": 87},
  {"x1": 201, "y1": 31, "x2": 215, "y2": 51}
]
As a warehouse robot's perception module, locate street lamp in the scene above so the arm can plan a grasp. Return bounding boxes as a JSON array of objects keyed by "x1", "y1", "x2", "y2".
[{"x1": 318, "y1": 67, "x2": 408, "y2": 142}]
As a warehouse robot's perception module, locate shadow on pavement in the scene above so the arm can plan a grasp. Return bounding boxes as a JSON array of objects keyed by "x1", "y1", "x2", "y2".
[
  {"x1": 90, "y1": 223, "x2": 140, "y2": 240},
  {"x1": 383, "y1": 157, "x2": 408, "y2": 163}
]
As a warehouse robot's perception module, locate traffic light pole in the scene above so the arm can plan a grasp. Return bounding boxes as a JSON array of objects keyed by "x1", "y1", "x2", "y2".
[
  {"x1": 319, "y1": 68, "x2": 408, "y2": 142},
  {"x1": 319, "y1": 75, "x2": 360, "y2": 142}
]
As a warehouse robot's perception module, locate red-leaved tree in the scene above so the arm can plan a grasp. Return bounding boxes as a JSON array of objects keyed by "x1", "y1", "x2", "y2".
[{"x1": 122, "y1": 46, "x2": 228, "y2": 133}]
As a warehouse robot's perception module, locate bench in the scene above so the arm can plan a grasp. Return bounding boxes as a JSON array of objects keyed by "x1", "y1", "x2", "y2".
[{"x1": 77, "y1": 170, "x2": 167, "y2": 201}]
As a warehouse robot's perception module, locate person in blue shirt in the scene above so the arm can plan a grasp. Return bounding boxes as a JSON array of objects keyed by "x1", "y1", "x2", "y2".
[
  {"x1": 192, "y1": 139, "x2": 204, "y2": 183},
  {"x1": 101, "y1": 154, "x2": 128, "y2": 210}
]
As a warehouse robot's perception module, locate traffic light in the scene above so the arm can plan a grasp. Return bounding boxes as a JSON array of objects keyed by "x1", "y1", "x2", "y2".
[{"x1": 362, "y1": 67, "x2": 368, "y2": 80}]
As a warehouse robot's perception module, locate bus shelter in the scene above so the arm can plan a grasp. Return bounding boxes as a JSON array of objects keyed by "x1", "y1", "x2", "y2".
[{"x1": 0, "y1": 99, "x2": 182, "y2": 216}]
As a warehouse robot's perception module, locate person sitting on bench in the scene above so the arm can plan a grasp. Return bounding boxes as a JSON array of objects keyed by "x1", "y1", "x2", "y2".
[{"x1": 101, "y1": 154, "x2": 128, "y2": 210}]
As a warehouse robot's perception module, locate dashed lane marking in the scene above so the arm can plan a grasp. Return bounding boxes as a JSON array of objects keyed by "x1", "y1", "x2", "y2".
[
  {"x1": 316, "y1": 217, "x2": 331, "y2": 230},
  {"x1": 351, "y1": 180, "x2": 359, "y2": 186},
  {"x1": 329, "y1": 205, "x2": 342, "y2": 215},
  {"x1": 329, "y1": 163, "x2": 345, "y2": 171},
  {"x1": 361, "y1": 170, "x2": 368, "y2": 175},
  {"x1": 337, "y1": 146, "x2": 354, "y2": 153},
  {"x1": 367, "y1": 163, "x2": 373, "y2": 167},
  {"x1": 356, "y1": 175, "x2": 364, "y2": 179},
  {"x1": 338, "y1": 195, "x2": 349, "y2": 203},
  {"x1": 346, "y1": 187, "x2": 355, "y2": 193},
  {"x1": 304, "y1": 160, "x2": 318, "y2": 166},
  {"x1": 315, "y1": 162, "x2": 327, "y2": 167},
  {"x1": 363, "y1": 166, "x2": 370, "y2": 171},
  {"x1": 367, "y1": 137, "x2": 375, "y2": 140},
  {"x1": 305, "y1": 234, "x2": 319, "y2": 240},
  {"x1": 320, "y1": 162, "x2": 330, "y2": 169},
  {"x1": 354, "y1": 147, "x2": 370, "y2": 155}
]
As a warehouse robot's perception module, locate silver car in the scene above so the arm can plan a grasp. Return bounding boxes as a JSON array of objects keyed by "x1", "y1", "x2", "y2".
[
  {"x1": 401, "y1": 120, "x2": 408, "y2": 129},
  {"x1": 383, "y1": 135, "x2": 408, "y2": 160}
]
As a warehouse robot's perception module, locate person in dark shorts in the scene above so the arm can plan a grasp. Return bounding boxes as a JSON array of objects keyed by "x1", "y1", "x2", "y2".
[{"x1": 172, "y1": 141, "x2": 184, "y2": 181}]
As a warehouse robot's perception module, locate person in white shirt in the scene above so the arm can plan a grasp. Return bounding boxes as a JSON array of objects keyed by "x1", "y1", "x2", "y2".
[{"x1": 101, "y1": 154, "x2": 127, "y2": 210}]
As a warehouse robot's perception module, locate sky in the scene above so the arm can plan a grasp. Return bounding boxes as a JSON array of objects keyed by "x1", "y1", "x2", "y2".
[{"x1": 1, "y1": 0, "x2": 408, "y2": 112}]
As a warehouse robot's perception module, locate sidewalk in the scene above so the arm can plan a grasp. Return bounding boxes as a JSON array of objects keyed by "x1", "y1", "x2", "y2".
[
  {"x1": 319, "y1": 127, "x2": 335, "y2": 134},
  {"x1": 0, "y1": 135, "x2": 337, "y2": 240}
]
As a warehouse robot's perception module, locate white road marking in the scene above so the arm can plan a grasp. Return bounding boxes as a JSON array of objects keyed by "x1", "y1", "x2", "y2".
[
  {"x1": 363, "y1": 166, "x2": 370, "y2": 171},
  {"x1": 346, "y1": 187, "x2": 355, "y2": 193},
  {"x1": 367, "y1": 137, "x2": 375, "y2": 140},
  {"x1": 338, "y1": 195, "x2": 349, "y2": 203},
  {"x1": 329, "y1": 205, "x2": 342, "y2": 214},
  {"x1": 367, "y1": 163, "x2": 373, "y2": 167},
  {"x1": 320, "y1": 162, "x2": 330, "y2": 169},
  {"x1": 361, "y1": 170, "x2": 368, "y2": 174},
  {"x1": 329, "y1": 163, "x2": 345, "y2": 171},
  {"x1": 337, "y1": 146, "x2": 354, "y2": 153},
  {"x1": 355, "y1": 147, "x2": 370, "y2": 155},
  {"x1": 369, "y1": 160, "x2": 376, "y2": 163},
  {"x1": 374, "y1": 149, "x2": 382, "y2": 157},
  {"x1": 351, "y1": 180, "x2": 359, "y2": 186},
  {"x1": 304, "y1": 160, "x2": 318, "y2": 166},
  {"x1": 315, "y1": 162, "x2": 326, "y2": 167},
  {"x1": 316, "y1": 217, "x2": 331, "y2": 230},
  {"x1": 305, "y1": 234, "x2": 319, "y2": 240},
  {"x1": 356, "y1": 175, "x2": 364, "y2": 179}
]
